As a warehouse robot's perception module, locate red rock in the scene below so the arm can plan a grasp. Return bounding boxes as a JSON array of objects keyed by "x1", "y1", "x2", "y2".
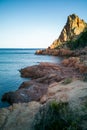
[
  {"x1": 78, "y1": 64, "x2": 87, "y2": 73},
  {"x1": 40, "y1": 95, "x2": 47, "y2": 104},
  {"x1": 61, "y1": 59, "x2": 69, "y2": 66},
  {"x1": 35, "y1": 50, "x2": 43, "y2": 55},
  {"x1": 59, "y1": 49, "x2": 73, "y2": 56},
  {"x1": 2, "y1": 62, "x2": 81, "y2": 104}
]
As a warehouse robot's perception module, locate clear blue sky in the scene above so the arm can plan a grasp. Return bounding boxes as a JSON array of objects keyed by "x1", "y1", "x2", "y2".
[{"x1": 0, "y1": 0, "x2": 87, "y2": 48}]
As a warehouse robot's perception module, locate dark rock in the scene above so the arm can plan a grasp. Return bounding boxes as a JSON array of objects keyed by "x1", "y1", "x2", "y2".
[{"x1": 2, "y1": 82, "x2": 47, "y2": 104}]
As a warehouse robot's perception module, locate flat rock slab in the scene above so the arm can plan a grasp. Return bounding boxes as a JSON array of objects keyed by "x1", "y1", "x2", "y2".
[{"x1": 0, "y1": 101, "x2": 40, "y2": 130}]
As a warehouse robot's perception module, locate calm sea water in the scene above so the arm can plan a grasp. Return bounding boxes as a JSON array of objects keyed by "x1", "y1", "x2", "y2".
[{"x1": 0, "y1": 48, "x2": 62, "y2": 108}]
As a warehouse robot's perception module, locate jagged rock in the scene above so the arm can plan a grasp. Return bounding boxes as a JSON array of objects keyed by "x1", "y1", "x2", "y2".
[
  {"x1": 62, "y1": 57, "x2": 80, "y2": 67},
  {"x1": 35, "y1": 14, "x2": 87, "y2": 57},
  {"x1": 35, "y1": 50, "x2": 43, "y2": 55},
  {"x1": 36, "y1": 43, "x2": 87, "y2": 58},
  {"x1": 62, "y1": 57, "x2": 87, "y2": 73},
  {"x1": 59, "y1": 48, "x2": 73, "y2": 56},
  {"x1": 50, "y1": 14, "x2": 87, "y2": 49},
  {"x1": 36, "y1": 48, "x2": 73, "y2": 56}
]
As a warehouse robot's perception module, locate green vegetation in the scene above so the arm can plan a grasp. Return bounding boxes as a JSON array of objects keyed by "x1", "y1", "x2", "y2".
[
  {"x1": 34, "y1": 101, "x2": 82, "y2": 130},
  {"x1": 67, "y1": 29, "x2": 87, "y2": 50},
  {"x1": 62, "y1": 78, "x2": 72, "y2": 85}
]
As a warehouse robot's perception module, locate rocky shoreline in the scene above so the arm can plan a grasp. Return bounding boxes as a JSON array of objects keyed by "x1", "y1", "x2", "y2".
[
  {"x1": 0, "y1": 45, "x2": 87, "y2": 130},
  {"x1": 2, "y1": 56, "x2": 85, "y2": 105},
  {"x1": 35, "y1": 46, "x2": 87, "y2": 57},
  {"x1": 0, "y1": 54, "x2": 87, "y2": 130},
  {"x1": 0, "y1": 13, "x2": 87, "y2": 129}
]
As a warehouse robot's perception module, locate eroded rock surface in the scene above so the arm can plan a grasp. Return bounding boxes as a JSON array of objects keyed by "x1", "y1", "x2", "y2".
[
  {"x1": 0, "y1": 101, "x2": 40, "y2": 130},
  {"x1": 1, "y1": 80, "x2": 87, "y2": 130},
  {"x1": 2, "y1": 62, "x2": 81, "y2": 104},
  {"x1": 35, "y1": 46, "x2": 87, "y2": 58},
  {"x1": 1, "y1": 60, "x2": 87, "y2": 130}
]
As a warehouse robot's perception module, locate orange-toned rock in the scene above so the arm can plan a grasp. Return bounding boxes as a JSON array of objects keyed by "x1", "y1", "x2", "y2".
[
  {"x1": 68, "y1": 57, "x2": 80, "y2": 67},
  {"x1": 74, "y1": 63, "x2": 80, "y2": 69},
  {"x1": 61, "y1": 59, "x2": 69, "y2": 66},
  {"x1": 40, "y1": 95, "x2": 47, "y2": 104},
  {"x1": 50, "y1": 14, "x2": 87, "y2": 49},
  {"x1": 62, "y1": 57, "x2": 80, "y2": 67},
  {"x1": 35, "y1": 50, "x2": 43, "y2": 55},
  {"x1": 62, "y1": 57, "x2": 87, "y2": 73},
  {"x1": 60, "y1": 49, "x2": 73, "y2": 56},
  {"x1": 52, "y1": 50, "x2": 60, "y2": 56},
  {"x1": 78, "y1": 64, "x2": 87, "y2": 73}
]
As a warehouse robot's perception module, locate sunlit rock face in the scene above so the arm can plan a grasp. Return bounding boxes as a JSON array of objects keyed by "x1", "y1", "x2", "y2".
[{"x1": 50, "y1": 14, "x2": 87, "y2": 49}]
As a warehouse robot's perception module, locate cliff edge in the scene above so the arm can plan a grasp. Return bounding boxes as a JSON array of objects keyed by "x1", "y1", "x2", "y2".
[{"x1": 50, "y1": 14, "x2": 87, "y2": 49}]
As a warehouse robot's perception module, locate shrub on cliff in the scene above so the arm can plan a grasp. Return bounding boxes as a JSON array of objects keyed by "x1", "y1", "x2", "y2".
[
  {"x1": 67, "y1": 29, "x2": 87, "y2": 50},
  {"x1": 62, "y1": 78, "x2": 72, "y2": 85},
  {"x1": 34, "y1": 101, "x2": 81, "y2": 130}
]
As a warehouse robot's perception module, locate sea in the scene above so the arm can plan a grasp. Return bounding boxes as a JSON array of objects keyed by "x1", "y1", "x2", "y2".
[{"x1": 0, "y1": 48, "x2": 62, "y2": 108}]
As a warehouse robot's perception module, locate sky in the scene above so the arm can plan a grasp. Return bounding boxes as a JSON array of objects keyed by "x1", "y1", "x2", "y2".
[{"x1": 0, "y1": 0, "x2": 87, "y2": 48}]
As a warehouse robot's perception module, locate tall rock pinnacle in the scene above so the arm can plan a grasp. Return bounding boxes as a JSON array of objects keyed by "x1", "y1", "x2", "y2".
[{"x1": 50, "y1": 14, "x2": 87, "y2": 49}]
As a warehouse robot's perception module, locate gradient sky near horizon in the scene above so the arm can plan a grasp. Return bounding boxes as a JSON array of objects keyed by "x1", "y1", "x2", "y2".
[{"x1": 0, "y1": 0, "x2": 87, "y2": 48}]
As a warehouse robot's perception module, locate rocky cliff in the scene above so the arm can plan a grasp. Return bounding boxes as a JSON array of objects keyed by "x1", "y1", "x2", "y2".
[
  {"x1": 50, "y1": 14, "x2": 87, "y2": 49},
  {"x1": 0, "y1": 14, "x2": 87, "y2": 130}
]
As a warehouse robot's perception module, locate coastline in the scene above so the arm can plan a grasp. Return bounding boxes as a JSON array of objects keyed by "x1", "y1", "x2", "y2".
[
  {"x1": 0, "y1": 48, "x2": 87, "y2": 129},
  {"x1": 0, "y1": 48, "x2": 62, "y2": 108},
  {"x1": 0, "y1": 13, "x2": 87, "y2": 129},
  {"x1": 0, "y1": 59, "x2": 87, "y2": 129}
]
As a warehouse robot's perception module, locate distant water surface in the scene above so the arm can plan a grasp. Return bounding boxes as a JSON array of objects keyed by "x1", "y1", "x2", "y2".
[{"x1": 0, "y1": 48, "x2": 62, "y2": 108}]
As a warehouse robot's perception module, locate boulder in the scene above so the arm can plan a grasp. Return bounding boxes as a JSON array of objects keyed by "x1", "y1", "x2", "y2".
[
  {"x1": 35, "y1": 50, "x2": 43, "y2": 55},
  {"x1": 62, "y1": 57, "x2": 87, "y2": 73}
]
